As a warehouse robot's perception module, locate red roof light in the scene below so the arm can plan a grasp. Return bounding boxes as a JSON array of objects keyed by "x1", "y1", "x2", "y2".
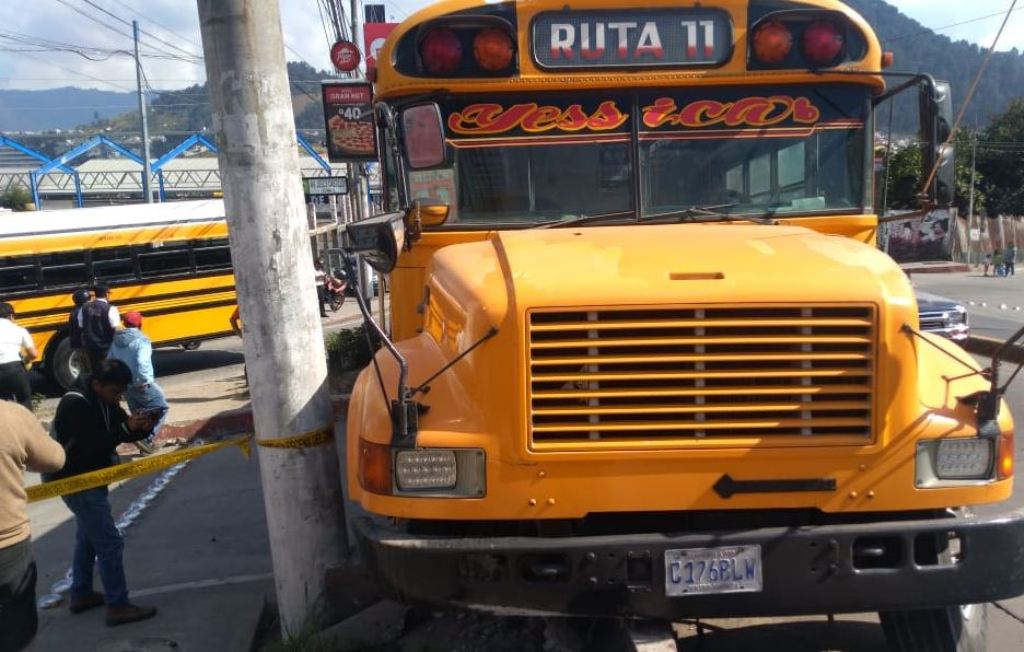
[
  {"x1": 803, "y1": 21, "x2": 844, "y2": 65},
  {"x1": 421, "y1": 29, "x2": 463, "y2": 75}
]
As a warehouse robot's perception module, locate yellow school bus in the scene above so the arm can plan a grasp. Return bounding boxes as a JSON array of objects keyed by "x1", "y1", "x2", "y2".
[
  {"x1": 345, "y1": 1, "x2": 1024, "y2": 646},
  {"x1": 0, "y1": 200, "x2": 236, "y2": 389}
]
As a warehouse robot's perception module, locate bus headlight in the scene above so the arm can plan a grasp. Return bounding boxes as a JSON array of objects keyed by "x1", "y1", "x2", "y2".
[
  {"x1": 916, "y1": 438, "x2": 995, "y2": 486},
  {"x1": 396, "y1": 450, "x2": 458, "y2": 490},
  {"x1": 391, "y1": 447, "x2": 486, "y2": 497},
  {"x1": 935, "y1": 439, "x2": 993, "y2": 479}
]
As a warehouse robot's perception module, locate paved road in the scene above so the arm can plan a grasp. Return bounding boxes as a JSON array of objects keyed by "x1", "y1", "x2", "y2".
[{"x1": 913, "y1": 271, "x2": 1024, "y2": 341}]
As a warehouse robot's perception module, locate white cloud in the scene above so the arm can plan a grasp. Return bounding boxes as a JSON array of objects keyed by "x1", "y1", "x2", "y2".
[{"x1": 0, "y1": 0, "x2": 1021, "y2": 94}]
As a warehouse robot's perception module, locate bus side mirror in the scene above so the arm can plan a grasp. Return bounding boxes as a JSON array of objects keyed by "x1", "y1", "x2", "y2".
[
  {"x1": 402, "y1": 104, "x2": 446, "y2": 169},
  {"x1": 345, "y1": 212, "x2": 406, "y2": 274},
  {"x1": 919, "y1": 79, "x2": 955, "y2": 208},
  {"x1": 405, "y1": 201, "x2": 450, "y2": 244},
  {"x1": 414, "y1": 201, "x2": 450, "y2": 227}
]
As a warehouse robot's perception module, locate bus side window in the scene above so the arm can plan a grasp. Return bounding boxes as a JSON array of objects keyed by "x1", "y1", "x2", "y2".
[
  {"x1": 138, "y1": 242, "x2": 194, "y2": 278},
  {"x1": 39, "y1": 251, "x2": 88, "y2": 290},
  {"x1": 91, "y1": 247, "x2": 136, "y2": 282},
  {"x1": 0, "y1": 255, "x2": 39, "y2": 293},
  {"x1": 193, "y1": 238, "x2": 232, "y2": 272}
]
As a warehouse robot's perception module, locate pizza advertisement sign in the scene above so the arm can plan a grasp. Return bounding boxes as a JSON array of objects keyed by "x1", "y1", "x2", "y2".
[{"x1": 322, "y1": 82, "x2": 378, "y2": 162}]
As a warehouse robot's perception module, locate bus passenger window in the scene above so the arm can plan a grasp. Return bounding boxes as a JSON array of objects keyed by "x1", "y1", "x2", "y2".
[
  {"x1": 138, "y1": 243, "x2": 194, "y2": 278},
  {"x1": 91, "y1": 247, "x2": 136, "y2": 281},
  {"x1": 193, "y1": 239, "x2": 233, "y2": 271},
  {"x1": 749, "y1": 153, "x2": 771, "y2": 199},
  {"x1": 40, "y1": 252, "x2": 87, "y2": 289},
  {"x1": 0, "y1": 256, "x2": 38, "y2": 293}
]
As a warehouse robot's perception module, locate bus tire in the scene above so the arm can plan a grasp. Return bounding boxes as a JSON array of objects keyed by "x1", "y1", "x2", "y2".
[
  {"x1": 181, "y1": 341, "x2": 202, "y2": 351},
  {"x1": 879, "y1": 603, "x2": 986, "y2": 652},
  {"x1": 47, "y1": 335, "x2": 84, "y2": 391}
]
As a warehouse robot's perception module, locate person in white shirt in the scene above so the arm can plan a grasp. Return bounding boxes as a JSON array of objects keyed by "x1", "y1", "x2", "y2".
[{"x1": 0, "y1": 303, "x2": 37, "y2": 410}]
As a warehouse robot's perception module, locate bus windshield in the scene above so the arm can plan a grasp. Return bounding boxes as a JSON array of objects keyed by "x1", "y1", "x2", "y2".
[{"x1": 407, "y1": 84, "x2": 869, "y2": 226}]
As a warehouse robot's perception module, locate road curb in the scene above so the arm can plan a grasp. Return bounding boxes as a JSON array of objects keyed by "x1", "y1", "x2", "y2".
[
  {"x1": 902, "y1": 262, "x2": 971, "y2": 274},
  {"x1": 964, "y1": 336, "x2": 1024, "y2": 365}
]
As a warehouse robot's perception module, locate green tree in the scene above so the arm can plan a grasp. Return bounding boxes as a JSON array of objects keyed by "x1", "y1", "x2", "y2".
[
  {"x1": 878, "y1": 130, "x2": 983, "y2": 215},
  {"x1": 978, "y1": 98, "x2": 1024, "y2": 217}
]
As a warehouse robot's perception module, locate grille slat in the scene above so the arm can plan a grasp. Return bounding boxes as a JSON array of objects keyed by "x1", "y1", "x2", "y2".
[{"x1": 527, "y1": 305, "x2": 876, "y2": 450}]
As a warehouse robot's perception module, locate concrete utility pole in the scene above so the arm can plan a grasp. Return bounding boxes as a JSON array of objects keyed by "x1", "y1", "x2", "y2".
[
  {"x1": 132, "y1": 20, "x2": 154, "y2": 203},
  {"x1": 196, "y1": 0, "x2": 349, "y2": 633},
  {"x1": 968, "y1": 133, "x2": 978, "y2": 264}
]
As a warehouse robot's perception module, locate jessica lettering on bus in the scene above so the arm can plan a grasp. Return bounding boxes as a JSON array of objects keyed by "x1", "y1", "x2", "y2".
[
  {"x1": 548, "y1": 20, "x2": 716, "y2": 61},
  {"x1": 447, "y1": 101, "x2": 629, "y2": 135},
  {"x1": 642, "y1": 96, "x2": 822, "y2": 129}
]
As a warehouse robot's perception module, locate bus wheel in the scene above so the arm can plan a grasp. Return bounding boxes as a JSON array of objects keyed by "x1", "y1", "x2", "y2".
[
  {"x1": 48, "y1": 336, "x2": 84, "y2": 391},
  {"x1": 181, "y1": 341, "x2": 202, "y2": 351},
  {"x1": 879, "y1": 603, "x2": 986, "y2": 652}
]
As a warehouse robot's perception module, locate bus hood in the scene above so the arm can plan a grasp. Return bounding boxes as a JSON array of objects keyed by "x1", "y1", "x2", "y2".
[{"x1": 469, "y1": 222, "x2": 910, "y2": 310}]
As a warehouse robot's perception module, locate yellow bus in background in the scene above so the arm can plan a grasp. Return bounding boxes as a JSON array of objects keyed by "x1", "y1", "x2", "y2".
[
  {"x1": 344, "y1": 0, "x2": 1024, "y2": 648},
  {"x1": 0, "y1": 200, "x2": 236, "y2": 389}
]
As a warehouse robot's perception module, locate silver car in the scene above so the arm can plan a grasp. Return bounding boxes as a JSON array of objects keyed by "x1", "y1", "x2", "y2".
[{"x1": 916, "y1": 291, "x2": 969, "y2": 342}]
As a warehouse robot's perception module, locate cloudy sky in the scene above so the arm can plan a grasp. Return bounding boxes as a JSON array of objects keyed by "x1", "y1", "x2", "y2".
[{"x1": 1, "y1": 0, "x2": 1021, "y2": 94}]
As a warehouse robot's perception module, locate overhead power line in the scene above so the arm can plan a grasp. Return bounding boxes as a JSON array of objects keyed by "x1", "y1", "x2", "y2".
[
  {"x1": 106, "y1": 0, "x2": 204, "y2": 51},
  {"x1": 76, "y1": 0, "x2": 203, "y2": 61},
  {"x1": 883, "y1": 5, "x2": 1024, "y2": 45},
  {"x1": 52, "y1": 0, "x2": 201, "y2": 64}
]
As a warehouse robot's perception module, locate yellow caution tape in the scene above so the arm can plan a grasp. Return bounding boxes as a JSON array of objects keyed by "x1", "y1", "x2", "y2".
[
  {"x1": 256, "y1": 426, "x2": 334, "y2": 449},
  {"x1": 26, "y1": 436, "x2": 252, "y2": 504}
]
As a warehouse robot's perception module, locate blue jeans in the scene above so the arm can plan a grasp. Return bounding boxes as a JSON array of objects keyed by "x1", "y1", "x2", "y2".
[
  {"x1": 61, "y1": 488, "x2": 129, "y2": 607},
  {"x1": 125, "y1": 383, "x2": 169, "y2": 443}
]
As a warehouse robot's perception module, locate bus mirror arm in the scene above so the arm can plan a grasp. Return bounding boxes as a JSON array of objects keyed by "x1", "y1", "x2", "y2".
[
  {"x1": 341, "y1": 253, "x2": 419, "y2": 445},
  {"x1": 975, "y1": 323, "x2": 1024, "y2": 429}
]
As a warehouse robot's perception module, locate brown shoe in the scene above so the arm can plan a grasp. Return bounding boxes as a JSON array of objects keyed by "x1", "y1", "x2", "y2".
[
  {"x1": 69, "y1": 591, "x2": 105, "y2": 614},
  {"x1": 105, "y1": 603, "x2": 157, "y2": 627}
]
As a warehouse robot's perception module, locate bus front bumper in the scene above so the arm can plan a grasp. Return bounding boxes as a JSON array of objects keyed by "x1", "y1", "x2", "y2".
[{"x1": 353, "y1": 509, "x2": 1024, "y2": 618}]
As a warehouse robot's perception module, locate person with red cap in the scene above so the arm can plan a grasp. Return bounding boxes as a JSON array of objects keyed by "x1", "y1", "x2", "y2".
[{"x1": 106, "y1": 312, "x2": 166, "y2": 455}]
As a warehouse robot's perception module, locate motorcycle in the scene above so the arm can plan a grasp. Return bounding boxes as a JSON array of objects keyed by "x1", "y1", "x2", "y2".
[{"x1": 325, "y1": 275, "x2": 348, "y2": 312}]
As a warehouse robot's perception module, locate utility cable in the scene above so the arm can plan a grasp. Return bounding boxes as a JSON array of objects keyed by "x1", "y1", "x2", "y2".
[{"x1": 920, "y1": 0, "x2": 1019, "y2": 198}]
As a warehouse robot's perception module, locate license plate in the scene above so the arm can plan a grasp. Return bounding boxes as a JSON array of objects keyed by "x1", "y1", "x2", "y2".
[{"x1": 665, "y1": 545, "x2": 763, "y2": 596}]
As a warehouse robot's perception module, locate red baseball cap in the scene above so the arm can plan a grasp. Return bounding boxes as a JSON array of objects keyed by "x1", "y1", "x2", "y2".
[{"x1": 122, "y1": 311, "x2": 144, "y2": 327}]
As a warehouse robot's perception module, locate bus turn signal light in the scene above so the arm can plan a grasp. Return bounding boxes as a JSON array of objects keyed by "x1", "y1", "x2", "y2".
[
  {"x1": 999, "y1": 430, "x2": 1015, "y2": 480},
  {"x1": 803, "y1": 20, "x2": 844, "y2": 66},
  {"x1": 421, "y1": 28, "x2": 463, "y2": 75},
  {"x1": 752, "y1": 21, "x2": 793, "y2": 64},
  {"x1": 359, "y1": 439, "x2": 392, "y2": 495},
  {"x1": 473, "y1": 27, "x2": 515, "y2": 72}
]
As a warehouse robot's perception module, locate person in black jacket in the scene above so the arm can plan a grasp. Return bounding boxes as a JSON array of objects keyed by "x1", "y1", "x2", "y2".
[
  {"x1": 68, "y1": 288, "x2": 92, "y2": 374},
  {"x1": 52, "y1": 359, "x2": 158, "y2": 627},
  {"x1": 79, "y1": 284, "x2": 120, "y2": 373}
]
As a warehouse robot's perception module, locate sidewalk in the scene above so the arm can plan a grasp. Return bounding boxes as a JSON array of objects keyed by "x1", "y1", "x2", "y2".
[{"x1": 29, "y1": 442, "x2": 273, "y2": 651}]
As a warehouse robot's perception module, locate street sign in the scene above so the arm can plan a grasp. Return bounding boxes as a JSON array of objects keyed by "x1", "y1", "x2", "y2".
[
  {"x1": 330, "y1": 40, "x2": 361, "y2": 72},
  {"x1": 303, "y1": 176, "x2": 349, "y2": 196},
  {"x1": 321, "y1": 82, "x2": 377, "y2": 162}
]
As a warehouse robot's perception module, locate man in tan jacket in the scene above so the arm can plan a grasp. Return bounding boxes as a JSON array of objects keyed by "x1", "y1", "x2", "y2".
[{"x1": 1, "y1": 402, "x2": 65, "y2": 652}]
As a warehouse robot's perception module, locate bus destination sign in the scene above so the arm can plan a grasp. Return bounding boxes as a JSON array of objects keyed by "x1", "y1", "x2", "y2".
[{"x1": 532, "y1": 9, "x2": 732, "y2": 70}]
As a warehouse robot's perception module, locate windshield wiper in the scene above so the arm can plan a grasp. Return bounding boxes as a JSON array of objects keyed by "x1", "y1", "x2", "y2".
[
  {"x1": 535, "y1": 209, "x2": 637, "y2": 229},
  {"x1": 639, "y1": 204, "x2": 779, "y2": 226}
]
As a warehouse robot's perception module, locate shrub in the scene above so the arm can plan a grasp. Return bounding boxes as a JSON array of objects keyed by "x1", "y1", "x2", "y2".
[
  {"x1": 325, "y1": 324, "x2": 378, "y2": 372},
  {"x1": 0, "y1": 185, "x2": 32, "y2": 211}
]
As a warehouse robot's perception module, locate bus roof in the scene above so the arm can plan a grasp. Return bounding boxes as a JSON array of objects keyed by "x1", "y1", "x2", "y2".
[
  {"x1": 0, "y1": 200, "x2": 228, "y2": 257},
  {"x1": 0, "y1": 200, "x2": 225, "y2": 240}
]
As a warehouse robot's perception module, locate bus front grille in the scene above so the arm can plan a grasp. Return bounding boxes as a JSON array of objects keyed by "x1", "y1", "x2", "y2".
[{"x1": 527, "y1": 306, "x2": 876, "y2": 451}]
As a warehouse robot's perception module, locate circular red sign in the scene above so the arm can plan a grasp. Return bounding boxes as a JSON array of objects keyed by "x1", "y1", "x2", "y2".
[{"x1": 330, "y1": 40, "x2": 361, "y2": 72}]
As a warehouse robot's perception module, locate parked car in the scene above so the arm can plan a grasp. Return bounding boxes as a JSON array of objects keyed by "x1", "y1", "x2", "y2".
[{"x1": 916, "y1": 291, "x2": 969, "y2": 342}]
